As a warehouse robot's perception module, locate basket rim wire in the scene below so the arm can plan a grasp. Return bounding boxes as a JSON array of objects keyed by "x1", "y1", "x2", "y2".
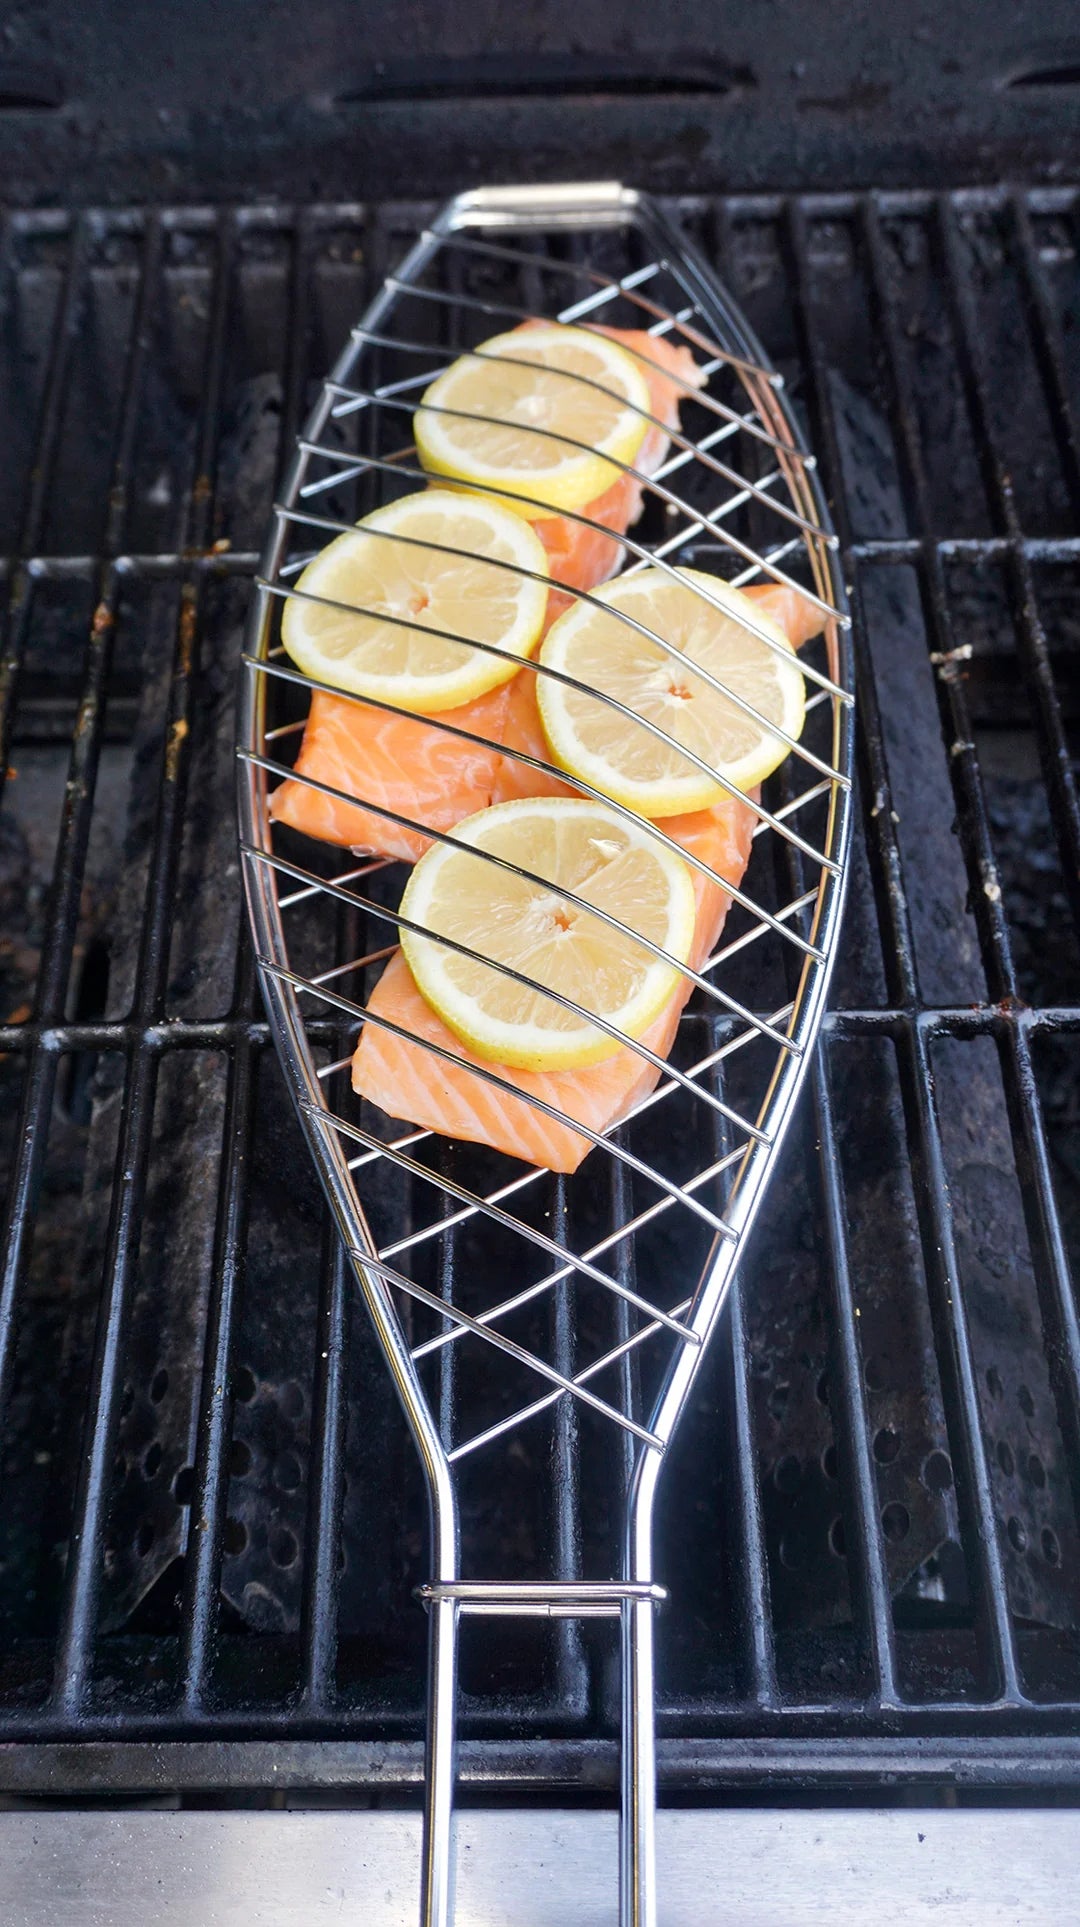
[{"x1": 236, "y1": 181, "x2": 854, "y2": 1927}]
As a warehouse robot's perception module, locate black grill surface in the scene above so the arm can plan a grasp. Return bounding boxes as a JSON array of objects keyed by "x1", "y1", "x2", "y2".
[{"x1": 1, "y1": 189, "x2": 1079, "y2": 1797}]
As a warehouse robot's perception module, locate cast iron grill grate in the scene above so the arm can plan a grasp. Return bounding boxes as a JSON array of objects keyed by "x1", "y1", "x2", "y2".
[{"x1": 0, "y1": 188, "x2": 1078, "y2": 1799}]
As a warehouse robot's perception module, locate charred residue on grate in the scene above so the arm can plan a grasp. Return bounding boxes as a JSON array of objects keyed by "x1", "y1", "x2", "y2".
[{"x1": 934, "y1": 1035, "x2": 1080, "y2": 1658}]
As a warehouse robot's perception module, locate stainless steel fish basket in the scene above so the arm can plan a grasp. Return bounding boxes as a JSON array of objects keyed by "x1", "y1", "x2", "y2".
[{"x1": 237, "y1": 182, "x2": 854, "y2": 1926}]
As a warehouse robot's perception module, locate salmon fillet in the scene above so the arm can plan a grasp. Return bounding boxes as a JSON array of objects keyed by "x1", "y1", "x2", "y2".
[
  {"x1": 747, "y1": 580, "x2": 830, "y2": 652},
  {"x1": 533, "y1": 325, "x2": 707, "y2": 614},
  {"x1": 271, "y1": 324, "x2": 706, "y2": 861},
  {"x1": 269, "y1": 680, "x2": 513, "y2": 862},
  {"x1": 489, "y1": 668, "x2": 576, "y2": 805},
  {"x1": 350, "y1": 796, "x2": 756, "y2": 1172},
  {"x1": 270, "y1": 581, "x2": 824, "y2": 857}
]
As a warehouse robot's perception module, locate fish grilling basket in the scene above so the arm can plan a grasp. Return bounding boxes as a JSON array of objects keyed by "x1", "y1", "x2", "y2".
[{"x1": 237, "y1": 181, "x2": 854, "y2": 1925}]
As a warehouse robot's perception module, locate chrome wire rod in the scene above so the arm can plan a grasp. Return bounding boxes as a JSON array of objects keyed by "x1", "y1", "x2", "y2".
[
  {"x1": 387, "y1": 1007, "x2": 778, "y2": 1291},
  {"x1": 392, "y1": 1081, "x2": 747, "y2": 1285},
  {"x1": 243, "y1": 651, "x2": 836, "y2": 945},
  {"x1": 247, "y1": 743, "x2": 768, "y2": 1023},
  {"x1": 309, "y1": 942, "x2": 400, "y2": 987},
  {"x1": 618, "y1": 469, "x2": 789, "y2": 577},
  {"x1": 299, "y1": 398, "x2": 771, "y2": 500},
  {"x1": 271, "y1": 501, "x2": 844, "y2": 779},
  {"x1": 708, "y1": 893, "x2": 817, "y2": 966},
  {"x1": 328, "y1": 1225, "x2": 668, "y2": 1453},
  {"x1": 249, "y1": 720, "x2": 819, "y2": 1001},
  {"x1": 246, "y1": 655, "x2": 837, "y2": 948},
  {"x1": 309, "y1": 1099, "x2": 702, "y2": 1341},
  {"x1": 284, "y1": 936, "x2": 790, "y2": 1293},
  {"x1": 552, "y1": 258, "x2": 666, "y2": 321},
  {"x1": 322, "y1": 1081, "x2": 727, "y2": 1304},
  {"x1": 647, "y1": 410, "x2": 770, "y2": 480},
  {"x1": 448, "y1": 1282, "x2": 701, "y2": 1462},
  {"x1": 288, "y1": 442, "x2": 847, "y2": 679},
  {"x1": 389, "y1": 984, "x2": 785, "y2": 1292},
  {"x1": 270, "y1": 497, "x2": 848, "y2": 782},
  {"x1": 727, "y1": 536, "x2": 805, "y2": 588},
  {"x1": 249, "y1": 871, "x2": 773, "y2": 1152},
  {"x1": 422, "y1": 225, "x2": 770, "y2": 387},
  {"x1": 243, "y1": 753, "x2": 805, "y2": 1057},
  {"x1": 284, "y1": 445, "x2": 851, "y2": 701},
  {"x1": 410, "y1": 1137, "x2": 748, "y2": 1377},
  {"x1": 251, "y1": 635, "x2": 838, "y2": 899},
  {"x1": 325, "y1": 327, "x2": 826, "y2": 529},
  {"x1": 751, "y1": 777, "x2": 834, "y2": 832},
  {"x1": 344, "y1": 283, "x2": 773, "y2": 440},
  {"x1": 307, "y1": 378, "x2": 843, "y2": 623},
  {"x1": 316, "y1": 1054, "x2": 358, "y2": 1081},
  {"x1": 260, "y1": 941, "x2": 758, "y2": 1223},
  {"x1": 275, "y1": 856, "x2": 389, "y2": 911},
  {"x1": 318, "y1": 420, "x2": 795, "y2": 584},
  {"x1": 239, "y1": 181, "x2": 854, "y2": 1927},
  {"x1": 325, "y1": 319, "x2": 810, "y2": 495},
  {"x1": 299, "y1": 436, "x2": 422, "y2": 500},
  {"x1": 346, "y1": 1125, "x2": 433, "y2": 1170},
  {"x1": 405, "y1": 231, "x2": 794, "y2": 393},
  {"x1": 385, "y1": 1164, "x2": 557, "y2": 1265},
  {"x1": 326, "y1": 339, "x2": 799, "y2": 474}
]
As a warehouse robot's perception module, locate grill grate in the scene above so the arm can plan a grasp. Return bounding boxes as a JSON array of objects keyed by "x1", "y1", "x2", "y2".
[{"x1": 0, "y1": 189, "x2": 1078, "y2": 1796}]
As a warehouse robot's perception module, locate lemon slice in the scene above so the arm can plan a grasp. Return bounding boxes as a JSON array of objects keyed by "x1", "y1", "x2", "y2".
[
  {"x1": 280, "y1": 489, "x2": 549, "y2": 713},
  {"x1": 398, "y1": 797, "x2": 696, "y2": 1071},
  {"x1": 414, "y1": 324, "x2": 652, "y2": 520},
  {"x1": 537, "y1": 568, "x2": 806, "y2": 815}
]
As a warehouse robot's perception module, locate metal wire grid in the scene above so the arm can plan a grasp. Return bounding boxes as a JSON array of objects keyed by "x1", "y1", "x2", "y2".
[
  {"x1": 237, "y1": 183, "x2": 854, "y2": 1924},
  {"x1": 239, "y1": 188, "x2": 852, "y2": 1517},
  {"x1": 0, "y1": 187, "x2": 1075, "y2": 1800}
]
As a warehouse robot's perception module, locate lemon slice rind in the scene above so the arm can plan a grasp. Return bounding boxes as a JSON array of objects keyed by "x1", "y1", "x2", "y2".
[
  {"x1": 414, "y1": 325, "x2": 653, "y2": 520},
  {"x1": 398, "y1": 797, "x2": 697, "y2": 1071},
  {"x1": 536, "y1": 569, "x2": 806, "y2": 817},
  {"x1": 280, "y1": 489, "x2": 550, "y2": 713}
]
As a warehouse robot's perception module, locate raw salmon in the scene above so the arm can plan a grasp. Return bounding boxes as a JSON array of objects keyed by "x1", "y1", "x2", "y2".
[
  {"x1": 271, "y1": 324, "x2": 709, "y2": 861},
  {"x1": 269, "y1": 679, "x2": 513, "y2": 863},
  {"x1": 271, "y1": 582, "x2": 825, "y2": 858},
  {"x1": 747, "y1": 581, "x2": 830, "y2": 653},
  {"x1": 531, "y1": 325, "x2": 707, "y2": 613},
  {"x1": 350, "y1": 795, "x2": 756, "y2": 1172},
  {"x1": 489, "y1": 667, "x2": 575, "y2": 805}
]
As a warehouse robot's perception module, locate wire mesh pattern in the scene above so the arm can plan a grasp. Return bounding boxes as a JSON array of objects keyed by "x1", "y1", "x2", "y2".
[
  {"x1": 237, "y1": 183, "x2": 852, "y2": 1922},
  {"x1": 240, "y1": 185, "x2": 850, "y2": 1483},
  {"x1": 0, "y1": 184, "x2": 1078, "y2": 1820}
]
